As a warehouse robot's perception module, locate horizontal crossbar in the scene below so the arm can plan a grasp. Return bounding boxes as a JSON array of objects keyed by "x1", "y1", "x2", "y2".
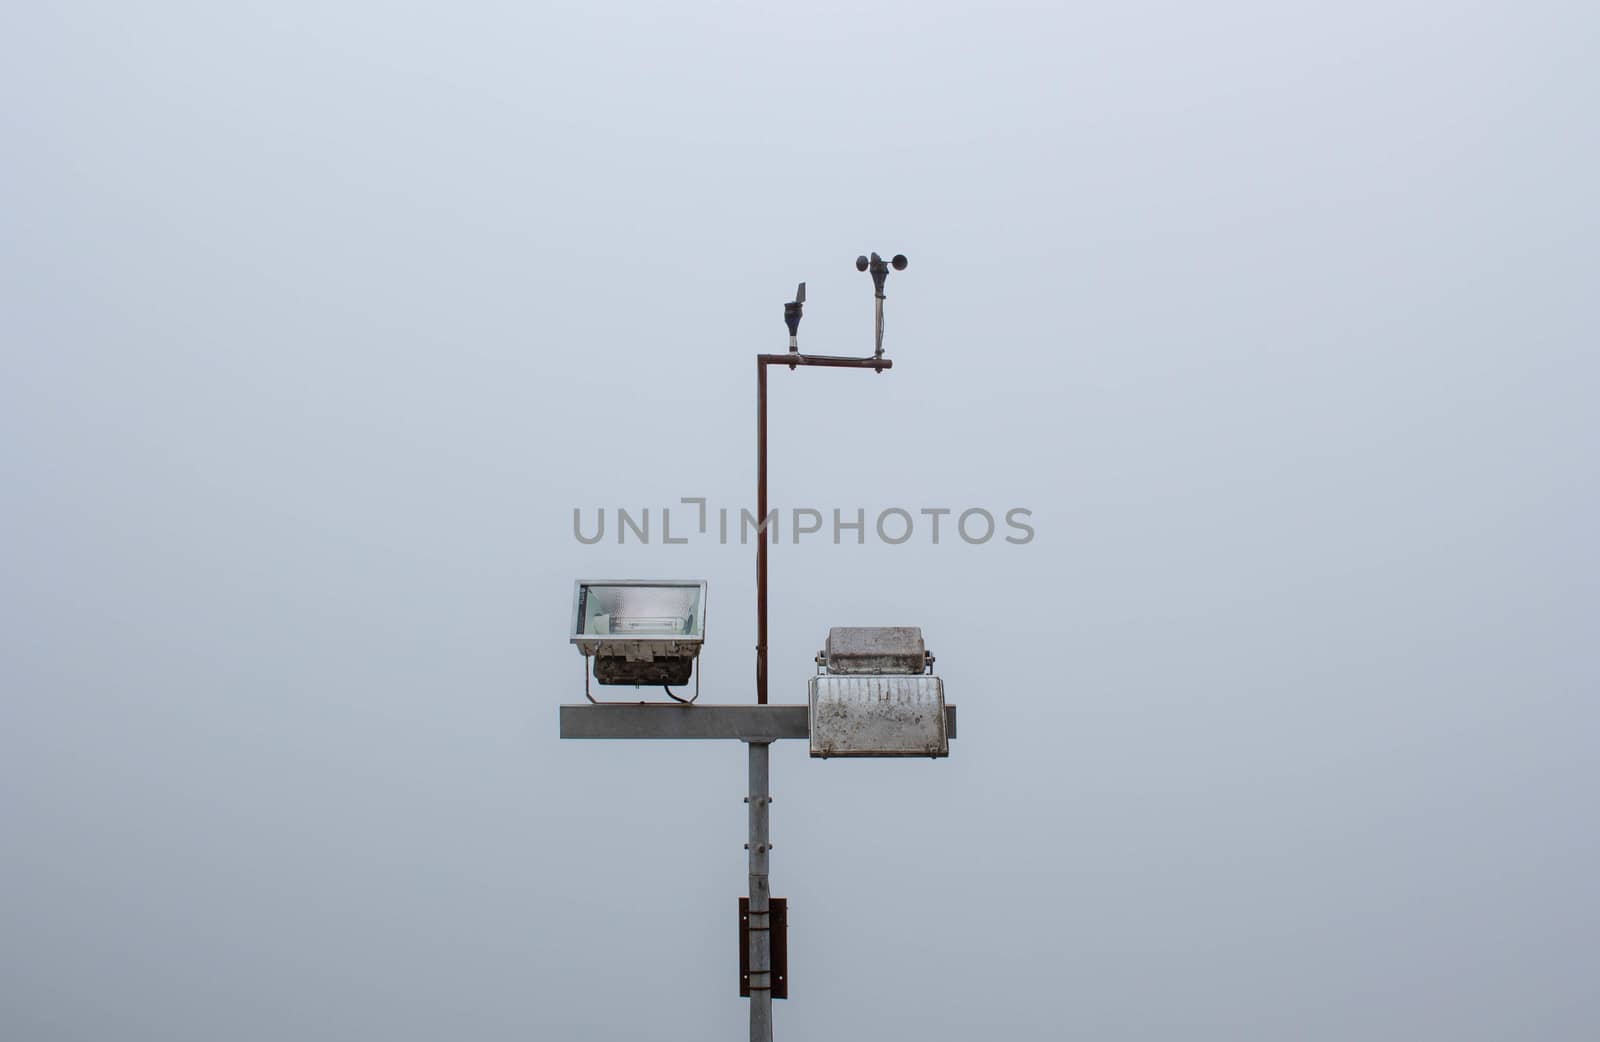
[{"x1": 559, "y1": 703, "x2": 958, "y2": 741}]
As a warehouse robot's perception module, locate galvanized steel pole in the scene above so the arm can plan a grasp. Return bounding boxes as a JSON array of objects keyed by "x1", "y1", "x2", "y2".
[{"x1": 746, "y1": 741, "x2": 773, "y2": 1042}]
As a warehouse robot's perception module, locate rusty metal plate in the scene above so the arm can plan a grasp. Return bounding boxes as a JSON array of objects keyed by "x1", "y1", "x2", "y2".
[
  {"x1": 739, "y1": 898, "x2": 788, "y2": 1000},
  {"x1": 809, "y1": 675, "x2": 948, "y2": 758}
]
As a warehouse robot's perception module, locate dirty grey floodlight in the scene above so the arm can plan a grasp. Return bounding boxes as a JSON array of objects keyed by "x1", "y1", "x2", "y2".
[
  {"x1": 809, "y1": 626, "x2": 948, "y2": 758},
  {"x1": 571, "y1": 580, "x2": 707, "y2": 696}
]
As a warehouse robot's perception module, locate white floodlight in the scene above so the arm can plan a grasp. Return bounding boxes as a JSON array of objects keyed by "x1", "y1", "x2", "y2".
[
  {"x1": 571, "y1": 580, "x2": 707, "y2": 691},
  {"x1": 809, "y1": 626, "x2": 947, "y2": 758}
]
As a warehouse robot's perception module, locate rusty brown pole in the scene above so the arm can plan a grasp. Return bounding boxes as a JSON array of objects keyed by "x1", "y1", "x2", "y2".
[
  {"x1": 754, "y1": 352, "x2": 891, "y2": 705},
  {"x1": 756, "y1": 357, "x2": 768, "y2": 703}
]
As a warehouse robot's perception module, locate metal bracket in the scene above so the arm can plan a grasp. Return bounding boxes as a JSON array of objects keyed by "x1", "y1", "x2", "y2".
[
  {"x1": 739, "y1": 897, "x2": 788, "y2": 999},
  {"x1": 664, "y1": 663, "x2": 701, "y2": 704},
  {"x1": 583, "y1": 654, "x2": 701, "y2": 705}
]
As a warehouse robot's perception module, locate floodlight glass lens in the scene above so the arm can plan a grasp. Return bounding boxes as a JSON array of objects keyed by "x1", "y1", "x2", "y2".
[{"x1": 579, "y1": 584, "x2": 703, "y2": 638}]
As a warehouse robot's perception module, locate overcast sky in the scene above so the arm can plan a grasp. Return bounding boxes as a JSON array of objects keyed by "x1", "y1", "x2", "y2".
[{"x1": 2, "y1": 2, "x2": 1597, "y2": 1039}]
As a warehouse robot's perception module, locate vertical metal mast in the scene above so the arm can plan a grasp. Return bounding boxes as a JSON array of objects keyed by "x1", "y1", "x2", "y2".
[
  {"x1": 746, "y1": 741, "x2": 773, "y2": 1042},
  {"x1": 755, "y1": 359, "x2": 769, "y2": 705}
]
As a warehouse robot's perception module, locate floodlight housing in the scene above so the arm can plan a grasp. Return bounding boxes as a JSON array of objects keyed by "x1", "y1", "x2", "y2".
[
  {"x1": 810, "y1": 626, "x2": 948, "y2": 758},
  {"x1": 571, "y1": 580, "x2": 707, "y2": 686},
  {"x1": 821, "y1": 626, "x2": 929, "y2": 675}
]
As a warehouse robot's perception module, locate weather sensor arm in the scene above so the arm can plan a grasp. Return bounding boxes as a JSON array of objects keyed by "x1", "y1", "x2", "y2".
[{"x1": 755, "y1": 254, "x2": 907, "y2": 704}]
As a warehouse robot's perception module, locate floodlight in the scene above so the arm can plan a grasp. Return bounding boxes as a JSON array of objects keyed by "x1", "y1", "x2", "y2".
[
  {"x1": 571, "y1": 580, "x2": 707, "y2": 691},
  {"x1": 809, "y1": 626, "x2": 947, "y2": 758}
]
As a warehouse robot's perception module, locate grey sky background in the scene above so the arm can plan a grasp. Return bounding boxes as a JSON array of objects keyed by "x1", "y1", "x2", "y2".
[{"x1": 3, "y1": 2, "x2": 1596, "y2": 1039}]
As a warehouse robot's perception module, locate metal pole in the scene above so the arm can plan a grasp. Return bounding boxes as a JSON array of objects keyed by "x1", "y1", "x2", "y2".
[
  {"x1": 747, "y1": 740, "x2": 772, "y2": 1042},
  {"x1": 756, "y1": 360, "x2": 768, "y2": 705},
  {"x1": 874, "y1": 294, "x2": 884, "y2": 358}
]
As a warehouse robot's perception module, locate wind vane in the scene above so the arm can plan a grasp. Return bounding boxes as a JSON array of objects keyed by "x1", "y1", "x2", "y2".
[{"x1": 783, "y1": 282, "x2": 805, "y2": 351}]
